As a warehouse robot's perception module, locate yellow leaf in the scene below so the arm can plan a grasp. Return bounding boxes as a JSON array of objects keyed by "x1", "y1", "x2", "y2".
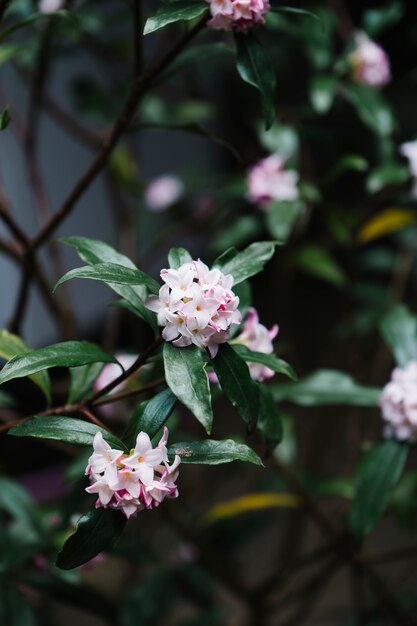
[
  {"x1": 357, "y1": 208, "x2": 416, "y2": 244},
  {"x1": 204, "y1": 492, "x2": 301, "y2": 524}
]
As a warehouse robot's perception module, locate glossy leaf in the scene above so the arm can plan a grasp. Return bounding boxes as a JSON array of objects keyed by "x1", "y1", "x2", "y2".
[
  {"x1": 144, "y1": 1, "x2": 208, "y2": 35},
  {"x1": 9, "y1": 415, "x2": 127, "y2": 451},
  {"x1": 124, "y1": 388, "x2": 176, "y2": 446},
  {"x1": 272, "y1": 370, "x2": 381, "y2": 406},
  {"x1": 257, "y1": 385, "x2": 284, "y2": 454},
  {"x1": 211, "y1": 343, "x2": 259, "y2": 430},
  {"x1": 235, "y1": 31, "x2": 276, "y2": 129},
  {"x1": 232, "y1": 344, "x2": 296, "y2": 380},
  {"x1": 0, "y1": 341, "x2": 117, "y2": 385},
  {"x1": 349, "y1": 440, "x2": 409, "y2": 538},
  {"x1": 214, "y1": 241, "x2": 276, "y2": 285},
  {"x1": 0, "y1": 330, "x2": 51, "y2": 403},
  {"x1": 168, "y1": 247, "x2": 193, "y2": 269},
  {"x1": 163, "y1": 343, "x2": 213, "y2": 433},
  {"x1": 56, "y1": 507, "x2": 127, "y2": 569},
  {"x1": 54, "y1": 263, "x2": 160, "y2": 294},
  {"x1": 168, "y1": 439, "x2": 263, "y2": 465},
  {"x1": 380, "y1": 305, "x2": 417, "y2": 367}
]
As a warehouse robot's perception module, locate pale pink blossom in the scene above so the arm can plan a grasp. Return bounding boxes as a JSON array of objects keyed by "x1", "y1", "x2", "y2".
[
  {"x1": 39, "y1": 0, "x2": 63, "y2": 12},
  {"x1": 145, "y1": 175, "x2": 184, "y2": 212},
  {"x1": 380, "y1": 361, "x2": 417, "y2": 441},
  {"x1": 247, "y1": 154, "x2": 299, "y2": 210},
  {"x1": 85, "y1": 428, "x2": 180, "y2": 519},
  {"x1": 146, "y1": 259, "x2": 241, "y2": 358},
  {"x1": 206, "y1": 0, "x2": 270, "y2": 31},
  {"x1": 400, "y1": 140, "x2": 417, "y2": 198},
  {"x1": 94, "y1": 354, "x2": 137, "y2": 396},
  {"x1": 348, "y1": 32, "x2": 391, "y2": 88}
]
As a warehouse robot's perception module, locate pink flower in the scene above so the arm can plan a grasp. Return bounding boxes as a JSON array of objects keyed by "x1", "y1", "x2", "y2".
[
  {"x1": 94, "y1": 354, "x2": 138, "y2": 396},
  {"x1": 206, "y1": 0, "x2": 270, "y2": 31},
  {"x1": 348, "y1": 32, "x2": 391, "y2": 88},
  {"x1": 145, "y1": 175, "x2": 184, "y2": 212},
  {"x1": 39, "y1": 0, "x2": 63, "y2": 12},
  {"x1": 145, "y1": 259, "x2": 241, "y2": 358},
  {"x1": 380, "y1": 362, "x2": 417, "y2": 441},
  {"x1": 247, "y1": 154, "x2": 299, "y2": 210},
  {"x1": 85, "y1": 428, "x2": 180, "y2": 519},
  {"x1": 400, "y1": 140, "x2": 417, "y2": 198}
]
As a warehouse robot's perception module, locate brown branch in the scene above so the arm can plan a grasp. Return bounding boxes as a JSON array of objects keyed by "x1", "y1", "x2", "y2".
[
  {"x1": 91, "y1": 377, "x2": 166, "y2": 407},
  {"x1": 0, "y1": 187, "x2": 29, "y2": 247},
  {"x1": 132, "y1": 0, "x2": 143, "y2": 77},
  {"x1": 9, "y1": 252, "x2": 33, "y2": 333}
]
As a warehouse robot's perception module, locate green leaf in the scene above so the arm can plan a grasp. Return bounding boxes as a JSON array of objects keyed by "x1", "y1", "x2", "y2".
[
  {"x1": 144, "y1": 1, "x2": 208, "y2": 35},
  {"x1": 168, "y1": 439, "x2": 263, "y2": 465},
  {"x1": 366, "y1": 163, "x2": 410, "y2": 194},
  {"x1": 344, "y1": 83, "x2": 395, "y2": 137},
  {"x1": 54, "y1": 262, "x2": 160, "y2": 294},
  {"x1": 56, "y1": 507, "x2": 127, "y2": 570},
  {"x1": 265, "y1": 201, "x2": 303, "y2": 243},
  {"x1": 309, "y1": 75, "x2": 338, "y2": 114},
  {"x1": 235, "y1": 31, "x2": 276, "y2": 129},
  {"x1": 0, "y1": 330, "x2": 51, "y2": 403},
  {"x1": 0, "y1": 107, "x2": 11, "y2": 130},
  {"x1": 257, "y1": 385, "x2": 284, "y2": 455},
  {"x1": 272, "y1": 370, "x2": 381, "y2": 406},
  {"x1": 0, "y1": 476, "x2": 43, "y2": 536},
  {"x1": 0, "y1": 341, "x2": 117, "y2": 385},
  {"x1": 168, "y1": 247, "x2": 193, "y2": 269},
  {"x1": 0, "y1": 11, "x2": 68, "y2": 43},
  {"x1": 292, "y1": 245, "x2": 348, "y2": 288},
  {"x1": 0, "y1": 43, "x2": 21, "y2": 67},
  {"x1": 349, "y1": 440, "x2": 409, "y2": 538},
  {"x1": 60, "y1": 236, "x2": 157, "y2": 331},
  {"x1": 0, "y1": 581, "x2": 35, "y2": 626},
  {"x1": 391, "y1": 470, "x2": 417, "y2": 532},
  {"x1": 211, "y1": 343, "x2": 259, "y2": 430},
  {"x1": 210, "y1": 216, "x2": 263, "y2": 256},
  {"x1": 380, "y1": 305, "x2": 417, "y2": 367},
  {"x1": 363, "y1": 1, "x2": 405, "y2": 37},
  {"x1": 214, "y1": 241, "x2": 276, "y2": 285},
  {"x1": 271, "y1": 5, "x2": 322, "y2": 25},
  {"x1": 124, "y1": 388, "x2": 176, "y2": 446},
  {"x1": 163, "y1": 343, "x2": 213, "y2": 433},
  {"x1": 9, "y1": 415, "x2": 127, "y2": 450},
  {"x1": 68, "y1": 362, "x2": 104, "y2": 404},
  {"x1": 232, "y1": 344, "x2": 296, "y2": 380},
  {"x1": 157, "y1": 42, "x2": 233, "y2": 83}
]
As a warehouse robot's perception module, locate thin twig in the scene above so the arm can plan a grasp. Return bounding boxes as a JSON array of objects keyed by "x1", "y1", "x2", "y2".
[{"x1": 91, "y1": 377, "x2": 166, "y2": 407}]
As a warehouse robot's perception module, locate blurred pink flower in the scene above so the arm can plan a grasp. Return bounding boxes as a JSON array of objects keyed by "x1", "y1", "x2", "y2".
[
  {"x1": 349, "y1": 32, "x2": 391, "y2": 88},
  {"x1": 39, "y1": 0, "x2": 63, "y2": 12},
  {"x1": 206, "y1": 0, "x2": 270, "y2": 31},
  {"x1": 247, "y1": 154, "x2": 299, "y2": 210},
  {"x1": 380, "y1": 361, "x2": 417, "y2": 441},
  {"x1": 400, "y1": 140, "x2": 417, "y2": 198},
  {"x1": 145, "y1": 175, "x2": 184, "y2": 212}
]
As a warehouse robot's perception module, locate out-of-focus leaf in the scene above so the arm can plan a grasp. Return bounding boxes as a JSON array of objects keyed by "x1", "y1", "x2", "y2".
[
  {"x1": 363, "y1": 1, "x2": 405, "y2": 37},
  {"x1": 56, "y1": 507, "x2": 127, "y2": 570},
  {"x1": 68, "y1": 362, "x2": 104, "y2": 404},
  {"x1": 0, "y1": 476, "x2": 43, "y2": 536},
  {"x1": 157, "y1": 42, "x2": 233, "y2": 83},
  {"x1": 270, "y1": 5, "x2": 322, "y2": 25},
  {"x1": 309, "y1": 75, "x2": 338, "y2": 114},
  {"x1": 0, "y1": 581, "x2": 35, "y2": 625},
  {"x1": 144, "y1": 1, "x2": 208, "y2": 35},
  {"x1": 266, "y1": 201, "x2": 303, "y2": 243},
  {"x1": 0, "y1": 341, "x2": 117, "y2": 385},
  {"x1": 0, "y1": 10, "x2": 68, "y2": 43},
  {"x1": 168, "y1": 247, "x2": 192, "y2": 269},
  {"x1": 168, "y1": 439, "x2": 263, "y2": 465},
  {"x1": 257, "y1": 385, "x2": 284, "y2": 454},
  {"x1": 0, "y1": 107, "x2": 11, "y2": 130},
  {"x1": 214, "y1": 241, "x2": 276, "y2": 284},
  {"x1": 344, "y1": 83, "x2": 395, "y2": 136},
  {"x1": 0, "y1": 390, "x2": 13, "y2": 407},
  {"x1": 324, "y1": 154, "x2": 369, "y2": 186},
  {"x1": 258, "y1": 122, "x2": 299, "y2": 158},
  {"x1": 54, "y1": 263, "x2": 160, "y2": 294},
  {"x1": 124, "y1": 388, "x2": 176, "y2": 446},
  {"x1": 9, "y1": 415, "x2": 127, "y2": 450},
  {"x1": 391, "y1": 470, "x2": 417, "y2": 532},
  {"x1": 232, "y1": 344, "x2": 296, "y2": 380},
  {"x1": 366, "y1": 163, "x2": 410, "y2": 194},
  {"x1": 274, "y1": 414, "x2": 296, "y2": 465},
  {"x1": 0, "y1": 43, "x2": 21, "y2": 66},
  {"x1": 349, "y1": 440, "x2": 409, "y2": 538},
  {"x1": 272, "y1": 370, "x2": 381, "y2": 406},
  {"x1": 211, "y1": 343, "x2": 259, "y2": 430},
  {"x1": 292, "y1": 245, "x2": 348, "y2": 287},
  {"x1": 235, "y1": 31, "x2": 276, "y2": 129},
  {"x1": 0, "y1": 330, "x2": 51, "y2": 403},
  {"x1": 163, "y1": 343, "x2": 213, "y2": 433},
  {"x1": 204, "y1": 491, "x2": 300, "y2": 523},
  {"x1": 357, "y1": 208, "x2": 415, "y2": 243},
  {"x1": 210, "y1": 215, "x2": 263, "y2": 255},
  {"x1": 109, "y1": 145, "x2": 139, "y2": 190},
  {"x1": 380, "y1": 305, "x2": 417, "y2": 367}
]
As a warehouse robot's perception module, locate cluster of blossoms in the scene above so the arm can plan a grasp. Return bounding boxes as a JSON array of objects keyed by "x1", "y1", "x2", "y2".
[
  {"x1": 400, "y1": 140, "x2": 417, "y2": 199},
  {"x1": 380, "y1": 362, "x2": 417, "y2": 441},
  {"x1": 247, "y1": 154, "x2": 299, "y2": 210},
  {"x1": 145, "y1": 260, "x2": 241, "y2": 358},
  {"x1": 145, "y1": 175, "x2": 184, "y2": 212},
  {"x1": 85, "y1": 430, "x2": 180, "y2": 519},
  {"x1": 206, "y1": 0, "x2": 270, "y2": 32},
  {"x1": 348, "y1": 32, "x2": 391, "y2": 88}
]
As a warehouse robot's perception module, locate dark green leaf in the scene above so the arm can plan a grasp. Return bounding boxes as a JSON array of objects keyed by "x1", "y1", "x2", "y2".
[
  {"x1": 257, "y1": 385, "x2": 284, "y2": 455},
  {"x1": 0, "y1": 390, "x2": 14, "y2": 407},
  {"x1": 292, "y1": 245, "x2": 348, "y2": 288},
  {"x1": 168, "y1": 247, "x2": 193, "y2": 269},
  {"x1": 349, "y1": 440, "x2": 409, "y2": 538},
  {"x1": 56, "y1": 507, "x2": 127, "y2": 569},
  {"x1": 271, "y1": 5, "x2": 323, "y2": 25},
  {"x1": 380, "y1": 305, "x2": 417, "y2": 367},
  {"x1": 169, "y1": 439, "x2": 262, "y2": 465},
  {"x1": 272, "y1": 370, "x2": 381, "y2": 406},
  {"x1": 0, "y1": 341, "x2": 117, "y2": 385},
  {"x1": 366, "y1": 162, "x2": 410, "y2": 194},
  {"x1": 214, "y1": 241, "x2": 276, "y2": 285},
  {"x1": 68, "y1": 362, "x2": 104, "y2": 403},
  {"x1": 0, "y1": 581, "x2": 35, "y2": 626},
  {"x1": 235, "y1": 31, "x2": 276, "y2": 129},
  {"x1": 54, "y1": 263, "x2": 160, "y2": 294},
  {"x1": 9, "y1": 415, "x2": 127, "y2": 450},
  {"x1": 124, "y1": 388, "x2": 176, "y2": 446},
  {"x1": 232, "y1": 344, "x2": 296, "y2": 380},
  {"x1": 265, "y1": 201, "x2": 303, "y2": 243},
  {"x1": 363, "y1": 2, "x2": 405, "y2": 37},
  {"x1": 0, "y1": 476, "x2": 43, "y2": 536},
  {"x1": 211, "y1": 343, "x2": 259, "y2": 430},
  {"x1": 344, "y1": 83, "x2": 395, "y2": 137},
  {"x1": 0, "y1": 11, "x2": 68, "y2": 43},
  {"x1": 157, "y1": 42, "x2": 233, "y2": 83},
  {"x1": 163, "y1": 343, "x2": 213, "y2": 433},
  {"x1": 210, "y1": 215, "x2": 263, "y2": 256},
  {"x1": 309, "y1": 75, "x2": 338, "y2": 114},
  {"x1": 0, "y1": 107, "x2": 11, "y2": 130},
  {"x1": 144, "y1": 1, "x2": 208, "y2": 35},
  {"x1": 391, "y1": 470, "x2": 417, "y2": 532}
]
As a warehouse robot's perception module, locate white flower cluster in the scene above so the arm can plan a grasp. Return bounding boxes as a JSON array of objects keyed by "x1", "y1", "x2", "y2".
[
  {"x1": 146, "y1": 260, "x2": 241, "y2": 358},
  {"x1": 380, "y1": 361, "x2": 417, "y2": 441},
  {"x1": 85, "y1": 429, "x2": 180, "y2": 519}
]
